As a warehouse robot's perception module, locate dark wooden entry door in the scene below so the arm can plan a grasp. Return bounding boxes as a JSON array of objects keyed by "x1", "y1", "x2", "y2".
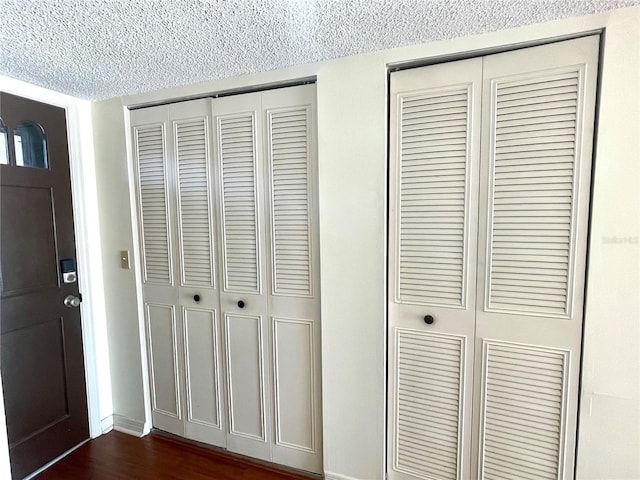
[{"x1": 0, "y1": 92, "x2": 89, "y2": 479}]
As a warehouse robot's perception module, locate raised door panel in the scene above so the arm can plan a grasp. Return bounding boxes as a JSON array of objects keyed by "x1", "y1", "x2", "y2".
[
  {"x1": 473, "y1": 35, "x2": 600, "y2": 480},
  {"x1": 183, "y1": 307, "x2": 225, "y2": 445},
  {"x1": 145, "y1": 303, "x2": 183, "y2": 436},
  {"x1": 388, "y1": 58, "x2": 481, "y2": 480},
  {"x1": 271, "y1": 317, "x2": 320, "y2": 471},
  {"x1": 224, "y1": 313, "x2": 271, "y2": 461}
]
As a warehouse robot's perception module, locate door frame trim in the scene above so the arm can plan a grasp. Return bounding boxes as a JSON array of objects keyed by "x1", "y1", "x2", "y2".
[{"x1": 0, "y1": 76, "x2": 108, "y2": 462}]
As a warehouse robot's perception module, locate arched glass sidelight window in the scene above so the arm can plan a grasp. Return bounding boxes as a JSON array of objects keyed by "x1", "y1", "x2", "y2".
[
  {"x1": 14, "y1": 121, "x2": 48, "y2": 168},
  {"x1": 0, "y1": 118, "x2": 8, "y2": 165}
]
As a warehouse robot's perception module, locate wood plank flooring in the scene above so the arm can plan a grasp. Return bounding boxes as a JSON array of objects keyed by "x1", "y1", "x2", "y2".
[{"x1": 35, "y1": 431, "x2": 316, "y2": 480}]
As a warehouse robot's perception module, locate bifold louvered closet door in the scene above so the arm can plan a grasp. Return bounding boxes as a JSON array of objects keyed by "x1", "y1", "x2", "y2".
[
  {"x1": 131, "y1": 99, "x2": 225, "y2": 446},
  {"x1": 388, "y1": 35, "x2": 599, "y2": 480},
  {"x1": 212, "y1": 85, "x2": 321, "y2": 473},
  {"x1": 130, "y1": 84, "x2": 322, "y2": 474}
]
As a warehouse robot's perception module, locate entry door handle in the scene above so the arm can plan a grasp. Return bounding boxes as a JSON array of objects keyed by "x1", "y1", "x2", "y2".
[{"x1": 64, "y1": 295, "x2": 81, "y2": 308}]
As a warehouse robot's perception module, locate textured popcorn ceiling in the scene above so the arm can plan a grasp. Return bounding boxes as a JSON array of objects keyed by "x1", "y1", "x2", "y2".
[{"x1": 0, "y1": 0, "x2": 638, "y2": 100}]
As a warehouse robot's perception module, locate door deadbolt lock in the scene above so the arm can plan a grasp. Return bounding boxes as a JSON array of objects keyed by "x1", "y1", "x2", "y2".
[{"x1": 64, "y1": 295, "x2": 81, "y2": 308}]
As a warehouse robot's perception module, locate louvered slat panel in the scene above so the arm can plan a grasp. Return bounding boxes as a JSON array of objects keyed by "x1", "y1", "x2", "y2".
[
  {"x1": 176, "y1": 119, "x2": 214, "y2": 287},
  {"x1": 480, "y1": 341, "x2": 567, "y2": 480},
  {"x1": 136, "y1": 125, "x2": 172, "y2": 284},
  {"x1": 398, "y1": 88, "x2": 471, "y2": 306},
  {"x1": 394, "y1": 329, "x2": 463, "y2": 480},
  {"x1": 488, "y1": 69, "x2": 580, "y2": 316},
  {"x1": 269, "y1": 108, "x2": 311, "y2": 296},
  {"x1": 219, "y1": 114, "x2": 260, "y2": 292}
]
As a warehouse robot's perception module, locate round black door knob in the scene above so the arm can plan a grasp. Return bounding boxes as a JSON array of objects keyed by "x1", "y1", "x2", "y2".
[
  {"x1": 237, "y1": 300, "x2": 245, "y2": 309},
  {"x1": 193, "y1": 294, "x2": 201, "y2": 302},
  {"x1": 424, "y1": 315, "x2": 435, "y2": 325}
]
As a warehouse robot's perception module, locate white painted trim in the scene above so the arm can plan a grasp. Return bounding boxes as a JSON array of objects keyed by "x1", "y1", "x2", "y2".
[
  {"x1": 65, "y1": 99, "x2": 112, "y2": 440},
  {"x1": 112, "y1": 414, "x2": 148, "y2": 437},
  {"x1": 324, "y1": 472, "x2": 364, "y2": 480},
  {"x1": 0, "y1": 75, "x2": 110, "y2": 472},
  {"x1": 101, "y1": 414, "x2": 114, "y2": 434}
]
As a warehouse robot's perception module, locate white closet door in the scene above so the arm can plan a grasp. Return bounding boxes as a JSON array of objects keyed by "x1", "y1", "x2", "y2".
[
  {"x1": 388, "y1": 58, "x2": 482, "y2": 480},
  {"x1": 262, "y1": 85, "x2": 322, "y2": 473},
  {"x1": 473, "y1": 36, "x2": 599, "y2": 480},
  {"x1": 212, "y1": 93, "x2": 272, "y2": 461},
  {"x1": 132, "y1": 101, "x2": 226, "y2": 445},
  {"x1": 131, "y1": 105, "x2": 183, "y2": 436},
  {"x1": 170, "y1": 100, "x2": 226, "y2": 447}
]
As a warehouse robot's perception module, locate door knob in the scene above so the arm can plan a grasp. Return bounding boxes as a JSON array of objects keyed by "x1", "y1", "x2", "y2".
[
  {"x1": 423, "y1": 315, "x2": 434, "y2": 325},
  {"x1": 193, "y1": 294, "x2": 201, "y2": 302},
  {"x1": 237, "y1": 300, "x2": 245, "y2": 309},
  {"x1": 64, "y1": 295, "x2": 81, "y2": 308}
]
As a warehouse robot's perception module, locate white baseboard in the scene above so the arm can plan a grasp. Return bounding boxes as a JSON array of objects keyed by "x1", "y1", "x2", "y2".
[
  {"x1": 100, "y1": 414, "x2": 114, "y2": 434},
  {"x1": 324, "y1": 472, "x2": 366, "y2": 480},
  {"x1": 112, "y1": 414, "x2": 146, "y2": 437}
]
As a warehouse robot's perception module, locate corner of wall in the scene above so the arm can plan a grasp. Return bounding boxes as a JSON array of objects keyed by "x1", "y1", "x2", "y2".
[{"x1": 91, "y1": 98, "x2": 149, "y2": 428}]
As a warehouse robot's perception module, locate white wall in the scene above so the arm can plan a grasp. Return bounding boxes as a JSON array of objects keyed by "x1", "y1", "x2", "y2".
[
  {"x1": 90, "y1": 6, "x2": 640, "y2": 480},
  {"x1": 91, "y1": 101, "x2": 151, "y2": 435},
  {"x1": 576, "y1": 11, "x2": 640, "y2": 479}
]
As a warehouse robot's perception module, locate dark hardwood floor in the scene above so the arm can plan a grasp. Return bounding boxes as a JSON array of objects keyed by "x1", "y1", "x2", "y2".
[{"x1": 35, "y1": 431, "x2": 316, "y2": 480}]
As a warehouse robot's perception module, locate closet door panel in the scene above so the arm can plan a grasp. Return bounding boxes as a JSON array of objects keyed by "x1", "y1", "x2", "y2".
[
  {"x1": 213, "y1": 93, "x2": 271, "y2": 461},
  {"x1": 473, "y1": 35, "x2": 599, "y2": 480},
  {"x1": 262, "y1": 85, "x2": 322, "y2": 473},
  {"x1": 388, "y1": 59, "x2": 482, "y2": 480},
  {"x1": 132, "y1": 106, "x2": 183, "y2": 437},
  {"x1": 170, "y1": 100, "x2": 226, "y2": 446}
]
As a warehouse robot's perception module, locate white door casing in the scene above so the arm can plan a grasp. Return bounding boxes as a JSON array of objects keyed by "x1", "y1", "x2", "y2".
[{"x1": 388, "y1": 35, "x2": 599, "y2": 480}]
